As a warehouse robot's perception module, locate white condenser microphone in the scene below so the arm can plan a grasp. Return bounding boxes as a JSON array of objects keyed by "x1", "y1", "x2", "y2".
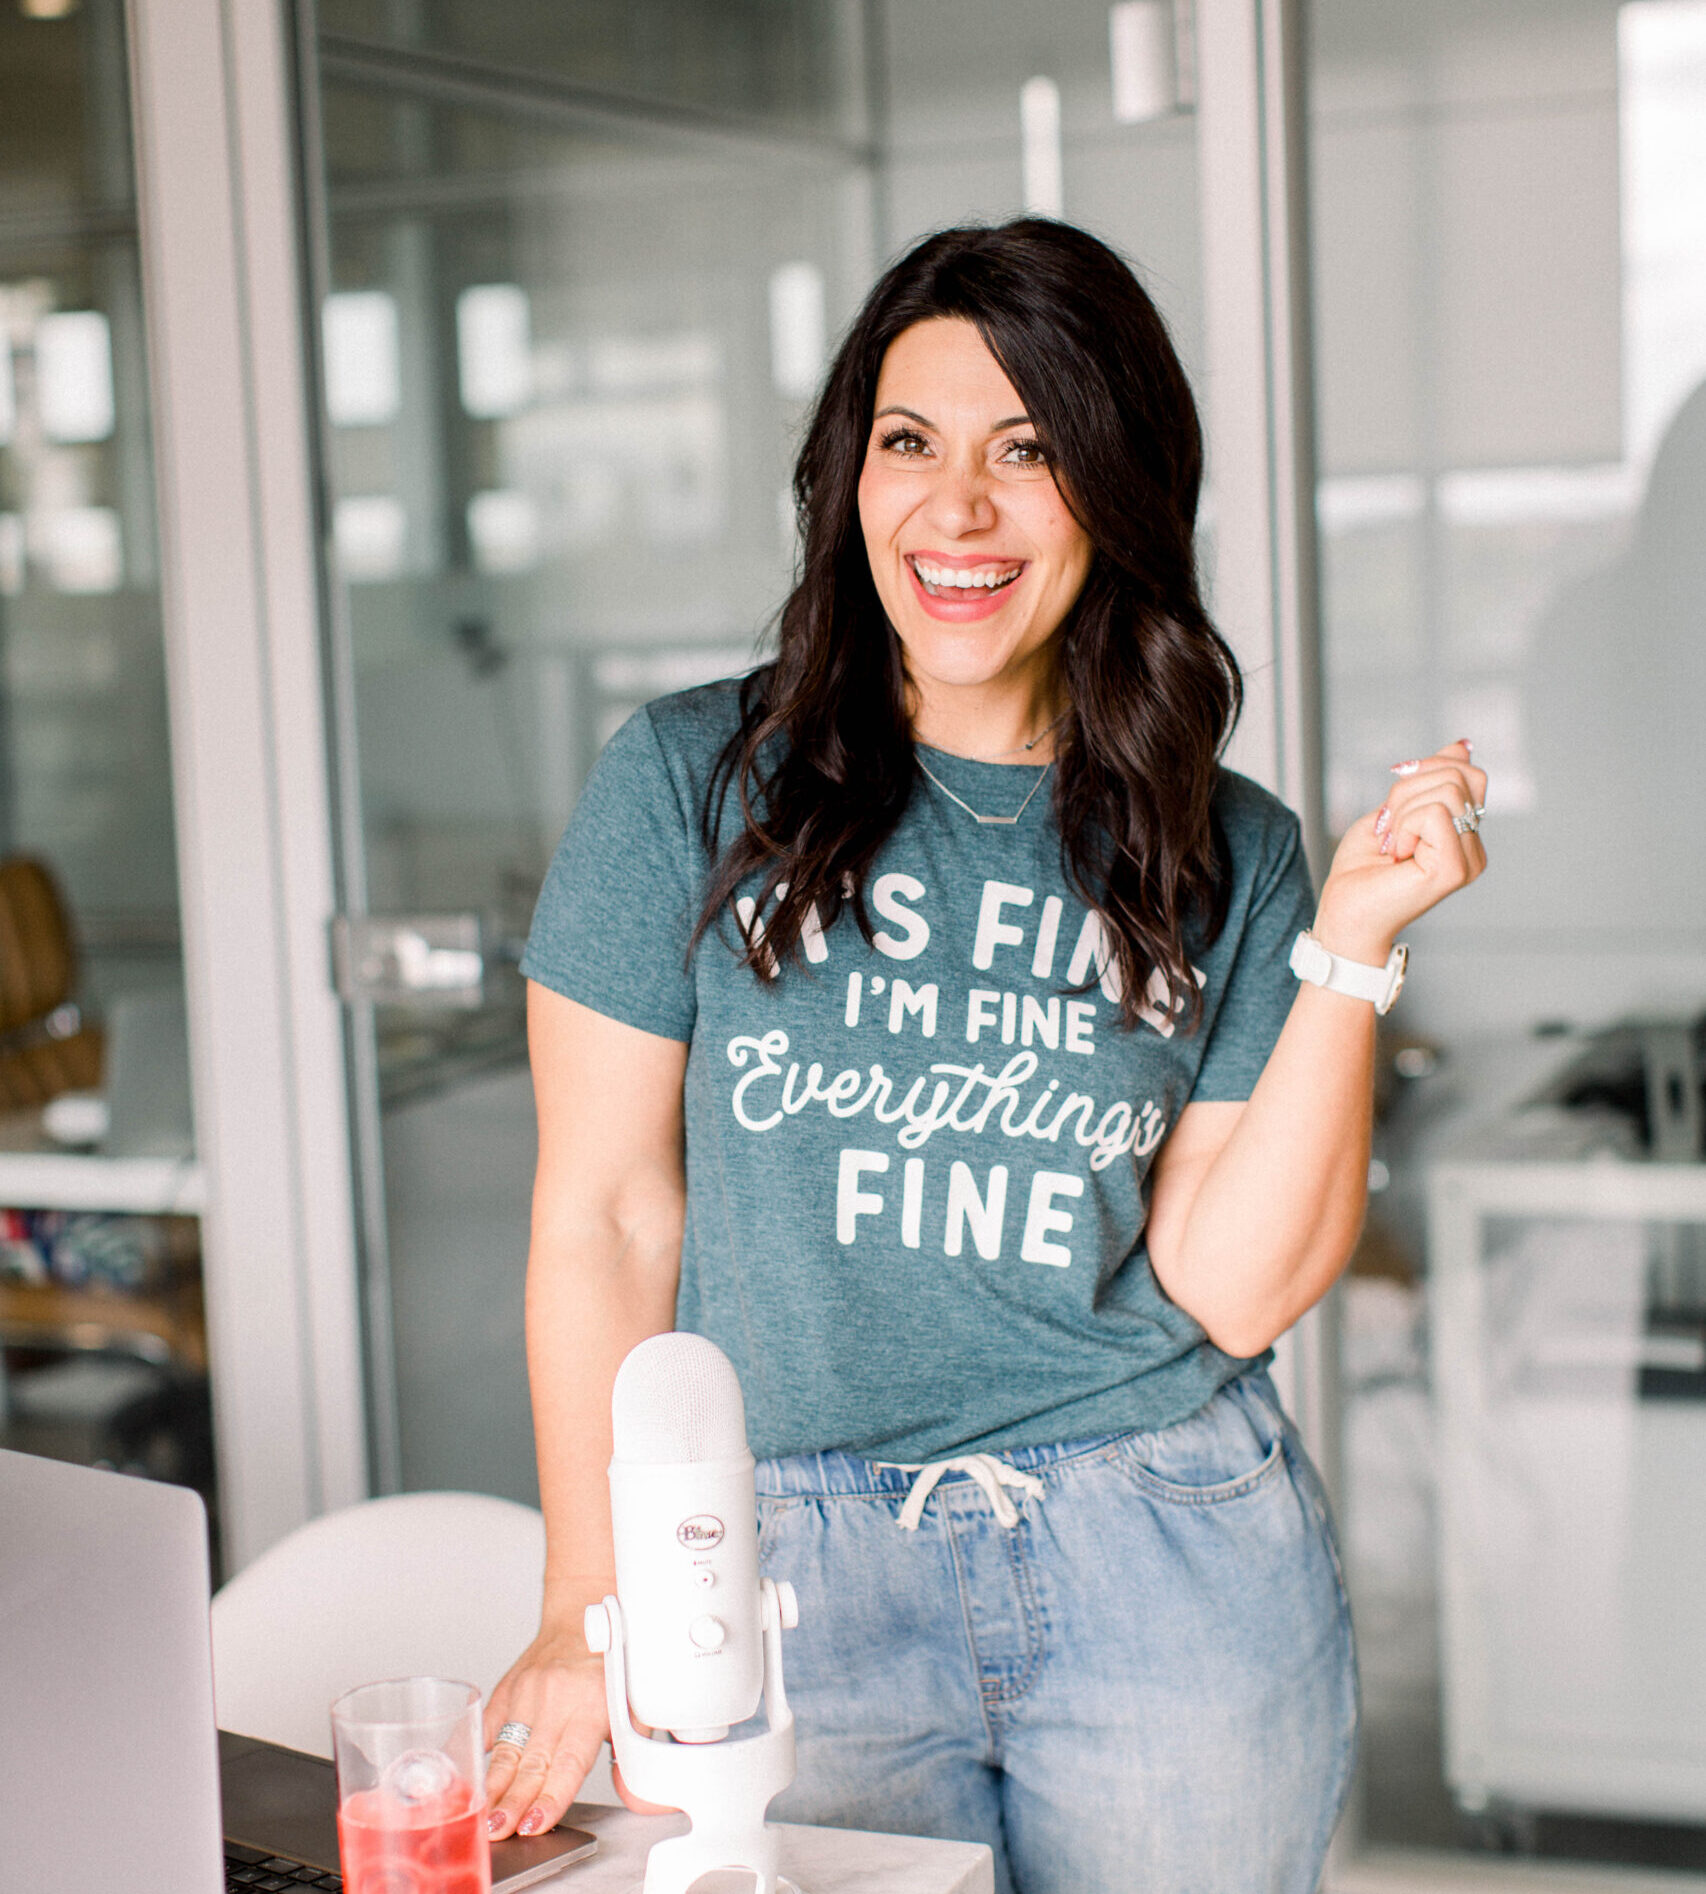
[
  {"x1": 590, "y1": 1333, "x2": 801, "y2": 1894},
  {"x1": 608, "y1": 1332, "x2": 766, "y2": 1742}
]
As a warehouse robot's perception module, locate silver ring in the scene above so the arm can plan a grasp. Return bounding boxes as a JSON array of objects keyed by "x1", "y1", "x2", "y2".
[
  {"x1": 494, "y1": 1721, "x2": 532, "y2": 1751},
  {"x1": 1452, "y1": 801, "x2": 1481, "y2": 837}
]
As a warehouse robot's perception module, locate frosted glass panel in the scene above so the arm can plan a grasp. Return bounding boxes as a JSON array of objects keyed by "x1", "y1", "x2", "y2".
[
  {"x1": 1316, "y1": 0, "x2": 1706, "y2": 1870},
  {"x1": 0, "y1": 0, "x2": 203, "y2": 1534},
  {"x1": 0, "y1": 3, "x2": 178, "y2": 974},
  {"x1": 313, "y1": 7, "x2": 872, "y2": 1500},
  {"x1": 879, "y1": 0, "x2": 1204, "y2": 386},
  {"x1": 317, "y1": 0, "x2": 867, "y2": 141}
]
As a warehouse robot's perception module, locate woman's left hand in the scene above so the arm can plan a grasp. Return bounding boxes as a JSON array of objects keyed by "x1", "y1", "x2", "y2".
[{"x1": 1311, "y1": 739, "x2": 1488, "y2": 962}]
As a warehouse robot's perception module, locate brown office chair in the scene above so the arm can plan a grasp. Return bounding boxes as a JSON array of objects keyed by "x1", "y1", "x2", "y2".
[{"x1": 0, "y1": 857, "x2": 104, "y2": 1110}]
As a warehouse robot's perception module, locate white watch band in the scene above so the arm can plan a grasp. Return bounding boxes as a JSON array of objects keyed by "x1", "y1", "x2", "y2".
[{"x1": 1289, "y1": 930, "x2": 1409, "y2": 1015}]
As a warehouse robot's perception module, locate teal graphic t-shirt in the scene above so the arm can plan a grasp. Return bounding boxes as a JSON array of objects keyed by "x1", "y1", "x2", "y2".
[{"x1": 521, "y1": 680, "x2": 1316, "y2": 1462}]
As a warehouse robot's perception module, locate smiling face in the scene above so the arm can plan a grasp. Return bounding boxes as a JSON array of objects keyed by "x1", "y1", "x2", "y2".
[{"x1": 856, "y1": 317, "x2": 1094, "y2": 749}]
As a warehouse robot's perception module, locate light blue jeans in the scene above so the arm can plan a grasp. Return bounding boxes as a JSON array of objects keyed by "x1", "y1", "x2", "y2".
[{"x1": 756, "y1": 1371, "x2": 1357, "y2": 1894}]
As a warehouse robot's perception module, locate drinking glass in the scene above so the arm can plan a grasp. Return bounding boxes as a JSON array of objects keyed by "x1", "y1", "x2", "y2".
[{"x1": 331, "y1": 1677, "x2": 492, "y2": 1894}]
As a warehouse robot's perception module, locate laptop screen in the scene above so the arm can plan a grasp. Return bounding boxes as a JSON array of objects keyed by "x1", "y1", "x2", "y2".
[{"x1": 0, "y1": 1447, "x2": 225, "y2": 1894}]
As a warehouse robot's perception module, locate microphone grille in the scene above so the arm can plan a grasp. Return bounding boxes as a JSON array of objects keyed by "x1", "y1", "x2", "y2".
[{"x1": 610, "y1": 1333, "x2": 749, "y2": 1464}]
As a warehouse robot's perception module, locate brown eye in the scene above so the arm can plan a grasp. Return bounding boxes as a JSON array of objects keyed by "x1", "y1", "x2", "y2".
[
  {"x1": 1002, "y1": 437, "x2": 1050, "y2": 468},
  {"x1": 878, "y1": 427, "x2": 929, "y2": 457}
]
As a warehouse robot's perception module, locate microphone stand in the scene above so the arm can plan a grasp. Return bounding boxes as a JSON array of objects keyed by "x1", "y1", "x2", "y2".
[{"x1": 585, "y1": 1576, "x2": 802, "y2": 1894}]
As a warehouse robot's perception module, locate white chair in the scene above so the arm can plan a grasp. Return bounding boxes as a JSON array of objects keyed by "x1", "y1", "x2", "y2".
[
  {"x1": 211, "y1": 1491, "x2": 547, "y2": 1756},
  {"x1": 212, "y1": 1492, "x2": 621, "y2": 1803},
  {"x1": 210, "y1": 1488, "x2": 620, "y2": 1802}
]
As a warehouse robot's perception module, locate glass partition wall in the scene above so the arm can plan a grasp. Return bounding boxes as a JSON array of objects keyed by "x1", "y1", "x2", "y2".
[
  {"x1": 32, "y1": 0, "x2": 1704, "y2": 1879},
  {"x1": 1314, "y1": 0, "x2": 1706, "y2": 1875},
  {"x1": 0, "y1": 3, "x2": 206, "y2": 1535}
]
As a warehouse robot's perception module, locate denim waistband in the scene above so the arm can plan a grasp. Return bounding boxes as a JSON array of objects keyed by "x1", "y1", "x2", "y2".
[
  {"x1": 753, "y1": 1429, "x2": 1134, "y2": 1500},
  {"x1": 751, "y1": 1368, "x2": 1280, "y2": 1501}
]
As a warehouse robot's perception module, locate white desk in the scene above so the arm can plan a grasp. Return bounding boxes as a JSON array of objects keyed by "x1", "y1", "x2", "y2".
[
  {"x1": 552, "y1": 1802, "x2": 995, "y2": 1893},
  {"x1": 0, "y1": 1148, "x2": 204, "y2": 1212},
  {"x1": 0, "y1": 1105, "x2": 203, "y2": 1212}
]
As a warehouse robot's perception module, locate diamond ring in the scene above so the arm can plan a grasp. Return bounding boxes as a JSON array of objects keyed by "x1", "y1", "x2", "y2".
[
  {"x1": 1452, "y1": 801, "x2": 1481, "y2": 837},
  {"x1": 494, "y1": 1721, "x2": 532, "y2": 1751}
]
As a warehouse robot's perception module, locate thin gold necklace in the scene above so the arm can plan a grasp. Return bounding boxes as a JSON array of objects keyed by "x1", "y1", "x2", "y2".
[
  {"x1": 916, "y1": 755, "x2": 1052, "y2": 826},
  {"x1": 969, "y1": 709, "x2": 1069, "y2": 761},
  {"x1": 921, "y1": 708, "x2": 1069, "y2": 764}
]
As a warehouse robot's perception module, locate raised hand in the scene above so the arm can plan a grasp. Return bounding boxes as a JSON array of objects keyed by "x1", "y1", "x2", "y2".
[{"x1": 1312, "y1": 739, "x2": 1488, "y2": 963}]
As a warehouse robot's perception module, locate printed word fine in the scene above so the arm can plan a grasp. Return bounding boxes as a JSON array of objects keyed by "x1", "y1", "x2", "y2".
[
  {"x1": 845, "y1": 975, "x2": 1099, "y2": 1052},
  {"x1": 836, "y1": 1150, "x2": 1082, "y2": 1267}
]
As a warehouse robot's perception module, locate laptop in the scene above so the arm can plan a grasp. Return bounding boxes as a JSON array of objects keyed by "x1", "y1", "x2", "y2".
[{"x1": 0, "y1": 1448, "x2": 596, "y2": 1893}]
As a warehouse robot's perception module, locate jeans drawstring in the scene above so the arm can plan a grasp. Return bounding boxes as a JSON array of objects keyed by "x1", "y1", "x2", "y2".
[{"x1": 874, "y1": 1453, "x2": 1047, "y2": 1531}]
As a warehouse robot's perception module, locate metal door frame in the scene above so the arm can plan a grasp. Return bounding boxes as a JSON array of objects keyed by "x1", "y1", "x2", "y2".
[
  {"x1": 1194, "y1": 0, "x2": 1335, "y2": 1487},
  {"x1": 127, "y1": 0, "x2": 365, "y2": 1572}
]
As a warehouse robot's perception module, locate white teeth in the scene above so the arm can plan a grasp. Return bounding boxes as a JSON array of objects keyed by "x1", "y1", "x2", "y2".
[{"x1": 911, "y1": 559, "x2": 1022, "y2": 591}]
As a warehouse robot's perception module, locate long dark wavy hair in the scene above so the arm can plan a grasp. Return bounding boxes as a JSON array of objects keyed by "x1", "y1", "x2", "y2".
[{"x1": 692, "y1": 218, "x2": 1242, "y2": 1029}]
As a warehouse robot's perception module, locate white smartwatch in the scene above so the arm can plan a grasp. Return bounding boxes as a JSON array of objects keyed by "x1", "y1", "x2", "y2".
[{"x1": 1289, "y1": 930, "x2": 1409, "y2": 1015}]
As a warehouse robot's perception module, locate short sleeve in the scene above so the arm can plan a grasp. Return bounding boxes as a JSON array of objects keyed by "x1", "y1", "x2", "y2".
[
  {"x1": 1191, "y1": 807, "x2": 1315, "y2": 1102},
  {"x1": 519, "y1": 706, "x2": 699, "y2": 1042}
]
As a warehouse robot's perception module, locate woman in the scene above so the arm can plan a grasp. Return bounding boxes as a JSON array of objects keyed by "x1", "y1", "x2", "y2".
[{"x1": 484, "y1": 220, "x2": 1486, "y2": 1893}]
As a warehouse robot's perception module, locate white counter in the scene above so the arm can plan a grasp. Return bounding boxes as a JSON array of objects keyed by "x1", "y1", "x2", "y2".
[{"x1": 551, "y1": 1802, "x2": 995, "y2": 1893}]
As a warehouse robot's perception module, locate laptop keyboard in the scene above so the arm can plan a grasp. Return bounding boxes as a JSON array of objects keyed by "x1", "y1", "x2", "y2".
[{"x1": 225, "y1": 1842, "x2": 342, "y2": 1891}]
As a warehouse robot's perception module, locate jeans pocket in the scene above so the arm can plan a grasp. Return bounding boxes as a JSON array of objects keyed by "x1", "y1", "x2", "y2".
[
  {"x1": 756, "y1": 1493, "x2": 798, "y2": 1567},
  {"x1": 1112, "y1": 1377, "x2": 1287, "y2": 1504}
]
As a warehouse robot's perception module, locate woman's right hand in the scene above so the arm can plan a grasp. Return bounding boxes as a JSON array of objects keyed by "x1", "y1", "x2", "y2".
[
  {"x1": 484, "y1": 1604, "x2": 679, "y2": 1838},
  {"x1": 482, "y1": 1613, "x2": 612, "y2": 1839},
  {"x1": 493, "y1": 988, "x2": 691, "y2": 1839}
]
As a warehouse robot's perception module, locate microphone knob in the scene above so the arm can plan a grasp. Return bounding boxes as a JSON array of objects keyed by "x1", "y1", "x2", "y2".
[
  {"x1": 583, "y1": 1602, "x2": 612, "y2": 1653},
  {"x1": 688, "y1": 1614, "x2": 727, "y2": 1652}
]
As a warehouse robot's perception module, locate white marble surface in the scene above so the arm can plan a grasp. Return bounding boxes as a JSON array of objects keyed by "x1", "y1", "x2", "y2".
[{"x1": 537, "y1": 1803, "x2": 995, "y2": 1893}]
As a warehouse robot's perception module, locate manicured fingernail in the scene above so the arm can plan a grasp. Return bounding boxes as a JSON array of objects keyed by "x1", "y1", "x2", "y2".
[
  {"x1": 1379, "y1": 833, "x2": 1392, "y2": 856},
  {"x1": 520, "y1": 1808, "x2": 548, "y2": 1836},
  {"x1": 1374, "y1": 805, "x2": 1391, "y2": 838},
  {"x1": 1391, "y1": 759, "x2": 1421, "y2": 777},
  {"x1": 487, "y1": 1812, "x2": 507, "y2": 1837},
  {"x1": 1458, "y1": 737, "x2": 1474, "y2": 754}
]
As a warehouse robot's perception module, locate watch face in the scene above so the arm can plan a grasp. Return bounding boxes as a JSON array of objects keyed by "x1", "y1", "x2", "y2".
[{"x1": 1381, "y1": 943, "x2": 1410, "y2": 1013}]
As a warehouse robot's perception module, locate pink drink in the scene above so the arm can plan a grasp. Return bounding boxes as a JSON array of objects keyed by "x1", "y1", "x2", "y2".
[{"x1": 337, "y1": 1784, "x2": 492, "y2": 1894}]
